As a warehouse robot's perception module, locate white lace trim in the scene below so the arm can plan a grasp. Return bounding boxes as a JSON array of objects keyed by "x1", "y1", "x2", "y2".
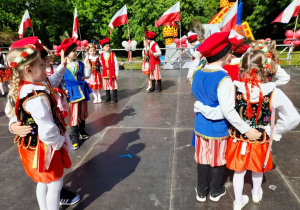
[{"x1": 19, "y1": 84, "x2": 49, "y2": 99}]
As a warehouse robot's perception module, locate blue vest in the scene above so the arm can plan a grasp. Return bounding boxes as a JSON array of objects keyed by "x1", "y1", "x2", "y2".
[
  {"x1": 192, "y1": 68, "x2": 231, "y2": 139},
  {"x1": 63, "y1": 60, "x2": 92, "y2": 102}
]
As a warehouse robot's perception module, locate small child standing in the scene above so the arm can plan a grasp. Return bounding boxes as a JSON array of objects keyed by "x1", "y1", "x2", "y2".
[
  {"x1": 226, "y1": 50, "x2": 300, "y2": 210},
  {"x1": 58, "y1": 38, "x2": 92, "y2": 150},
  {"x1": 99, "y1": 37, "x2": 119, "y2": 103},
  {"x1": 142, "y1": 38, "x2": 151, "y2": 91},
  {"x1": 85, "y1": 43, "x2": 102, "y2": 103},
  {"x1": 6, "y1": 44, "x2": 72, "y2": 210}
]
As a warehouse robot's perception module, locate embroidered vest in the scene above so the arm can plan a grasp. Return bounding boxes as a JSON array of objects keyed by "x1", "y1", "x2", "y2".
[
  {"x1": 14, "y1": 90, "x2": 67, "y2": 150},
  {"x1": 192, "y1": 68, "x2": 231, "y2": 139},
  {"x1": 101, "y1": 52, "x2": 116, "y2": 78},
  {"x1": 229, "y1": 86, "x2": 273, "y2": 144},
  {"x1": 89, "y1": 58, "x2": 101, "y2": 73},
  {"x1": 149, "y1": 42, "x2": 160, "y2": 72}
]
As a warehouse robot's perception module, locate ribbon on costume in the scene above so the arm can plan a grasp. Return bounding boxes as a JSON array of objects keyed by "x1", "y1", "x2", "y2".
[{"x1": 263, "y1": 105, "x2": 275, "y2": 168}]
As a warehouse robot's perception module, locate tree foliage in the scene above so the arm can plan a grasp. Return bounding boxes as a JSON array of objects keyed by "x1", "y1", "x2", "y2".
[{"x1": 0, "y1": 0, "x2": 298, "y2": 47}]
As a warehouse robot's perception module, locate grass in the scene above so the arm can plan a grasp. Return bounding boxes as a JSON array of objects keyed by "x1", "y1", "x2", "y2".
[
  {"x1": 117, "y1": 56, "x2": 143, "y2": 70},
  {"x1": 278, "y1": 49, "x2": 300, "y2": 67}
]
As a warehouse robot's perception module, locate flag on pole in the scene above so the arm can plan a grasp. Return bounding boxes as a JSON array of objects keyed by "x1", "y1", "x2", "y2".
[
  {"x1": 155, "y1": 2, "x2": 180, "y2": 27},
  {"x1": 219, "y1": 1, "x2": 238, "y2": 32},
  {"x1": 72, "y1": 8, "x2": 79, "y2": 41},
  {"x1": 109, "y1": 5, "x2": 128, "y2": 34},
  {"x1": 272, "y1": 0, "x2": 300, "y2": 24},
  {"x1": 18, "y1": 10, "x2": 32, "y2": 39}
]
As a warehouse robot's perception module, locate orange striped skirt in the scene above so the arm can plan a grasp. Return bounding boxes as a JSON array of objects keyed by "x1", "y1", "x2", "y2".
[{"x1": 68, "y1": 101, "x2": 88, "y2": 126}]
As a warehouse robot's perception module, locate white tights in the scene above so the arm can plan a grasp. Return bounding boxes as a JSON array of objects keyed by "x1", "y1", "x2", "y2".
[
  {"x1": 233, "y1": 170, "x2": 263, "y2": 206},
  {"x1": 92, "y1": 89, "x2": 101, "y2": 100},
  {"x1": 36, "y1": 177, "x2": 63, "y2": 210}
]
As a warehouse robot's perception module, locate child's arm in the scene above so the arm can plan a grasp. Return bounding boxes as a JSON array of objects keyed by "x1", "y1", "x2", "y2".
[
  {"x1": 114, "y1": 54, "x2": 119, "y2": 77},
  {"x1": 24, "y1": 94, "x2": 65, "y2": 150},
  {"x1": 274, "y1": 65, "x2": 290, "y2": 87},
  {"x1": 48, "y1": 50, "x2": 67, "y2": 87},
  {"x1": 84, "y1": 60, "x2": 92, "y2": 80},
  {"x1": 266, "y1": 88, "x2": 300, "y2": 141},
  {"x1": 153, "y1": 44, "x2": 162, "y2": 58},
  {"x1": 194, "y1": 101, "x2": 224, "y2": 120},
  {"x1": 217, "y1": 78, "x2": 261, "y2": 139}
]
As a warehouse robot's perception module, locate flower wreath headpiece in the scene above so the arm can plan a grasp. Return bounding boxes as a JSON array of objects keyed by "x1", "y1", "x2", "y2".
[
  {"x1": 87, "y1": 44, "x2": 96, "y2": 51},
  {"x1": 9, "y1": 44, "x2": 36, "y2": 69}
]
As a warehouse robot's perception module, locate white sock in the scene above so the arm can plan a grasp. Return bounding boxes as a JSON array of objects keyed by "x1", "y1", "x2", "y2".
[
  {"x1": 46, "y1": 178, "x2": 63, "y2": 210},
  {"x1": 92, "y1": 92, "x2": 97, "y2": 100},
  {"x1": 36, "y1": 182, "x2": 48, "y2": 210},
  {"x1": 233, "y1": 170, "x2": 247, "y2": 206},
  {"x1": 252, "y1": 171, "x2": 263, "y2": 196},
  {"x1": 97, "y1": 90, "x2": 101, "y2": 100},
  {"x1": 0, "y1": 82, "x2": 4, "y2": 95}
]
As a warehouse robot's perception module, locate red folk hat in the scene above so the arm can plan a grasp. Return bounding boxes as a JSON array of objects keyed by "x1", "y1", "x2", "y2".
[
  {"x1": 10, "y1": 36, "x2": 48, "y2": 58},
  {"x1": 188, "y1": 34, "x2": 198, "y2": 43},
  {"x1": 197, "y1": 32, "x2": 232, "y2": 63},
  {"x1": 229, "y1": 37, "x2": 250, "y2": 57},
  {"x1": 58, "y1": 38, "x2": 77, "y2": 56},
  {"x1": 99, "y1": 37, "x2": 110, "y2": 47},
  {"x1": 145, "y1": 31, "x2": 156, "y2": 40}
]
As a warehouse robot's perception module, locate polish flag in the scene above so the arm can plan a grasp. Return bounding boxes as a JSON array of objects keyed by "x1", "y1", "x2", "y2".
[
  {"x1": 72, "y1": 8, "x2": 79, "y2": 41},
  {"x1": 272, "y1": 0, "x2": 300, "y2": 24},
  {"x1": 109, "y1": 5, "x2": 128, "y2": 33},
  {"x1": 155, "y1": 2, "x2": 180, "y2": 27},
  {"x1": 219, "y1": 1, "x2": 238, "y2": 32},
  {"x1": 18, "y1": 10, "x2": 32, "y2": 38}
]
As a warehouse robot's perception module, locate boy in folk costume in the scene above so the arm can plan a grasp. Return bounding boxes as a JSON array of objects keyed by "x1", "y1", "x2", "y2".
[
  {"x1": 99, "y1": 37, "x2": 119, "y2": 103},
  {"x1": 58, "y1": 38, "x2": 92, "y2": 150},
  {"x1": 145, "y1": 31, "x2": 162, "y2": 93},
  {"x1": 191, "y1": 32, "x2": 261, "y2": 202}
]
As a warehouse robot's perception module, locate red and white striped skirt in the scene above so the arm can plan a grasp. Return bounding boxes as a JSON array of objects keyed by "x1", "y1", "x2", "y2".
[
  {"x1": 88, "y1": 72, "x2": 103, "y2": 90},
  {"x1": 149, "y1": 65, "x2": 161, "y2": 80},
  {"x1": 68, "y1": 101, "x2": 88, "y2": 126},
  {"x1": 194, "y1": 135, "x2": 228, "y2": 167},
  {"x1": 103, "y1": 78, "x2": 118, "y2": 90}
]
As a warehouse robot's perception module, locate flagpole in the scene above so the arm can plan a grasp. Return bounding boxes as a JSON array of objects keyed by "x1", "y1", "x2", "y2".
[
  {"x1": 127, "y1": 23, "x2": 132, "y2": 70},
  {"x1": 78, "y1": 25, "x2": 84, "y2": 60},
  {"x1": 293, "y1": 15, "x2": 299, "y2": 38},
  {"x1": 31, "y1": 27, "x2": 35, "y2": 36},
  {"x1": 179, "y1": 21, "x2": 182, "y2": 70}
]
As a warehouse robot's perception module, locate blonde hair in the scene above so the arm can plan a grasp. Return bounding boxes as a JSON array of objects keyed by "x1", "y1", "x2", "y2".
[
  {"x1": 7, "y1": 48, "x2": 40, "y2": 102},
  {"x1": 43, "y1": 46, "x2": 54, "y2": 63},
  {"x1": 240, "y1": 50, "x2": 269, "y2": 83}
]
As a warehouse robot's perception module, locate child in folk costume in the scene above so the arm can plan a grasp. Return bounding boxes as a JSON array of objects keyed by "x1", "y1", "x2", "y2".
[
  {"x1": 58, "y1": 38, "x2": 92, "y2": 150},
  {"x1": 145, "y1": 31, "x2": 162, "y2": 93},
  {"x1": 44, "y1": 46, "x2": 68, "y2": 118},
  {"x1": 99, "y1": 37, "x2": 119, "y2": 103},
  {"x1": 85, "y1": 43, "x2": 103, "y2": 103},
  {"x1": 6, "y1": 44, "x2": 72, "y2": 210},
  {"x1": 187, "y1": 31, "x2": 206, "y2": 82},
  {"x1": 192, "y1": 32, "x2": 261, "y2": 203},
  {"x1": 142, "y1": 38, "x2": 151, "y2": 91},
  {"x1": 225, "y1": 50, "x2": 300, "y2": 210}
]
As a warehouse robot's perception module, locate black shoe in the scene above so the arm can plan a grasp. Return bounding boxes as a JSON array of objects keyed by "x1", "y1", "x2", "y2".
[
  {"x1": 147, "y1": 80, "x2": 156, "y2": 93},
  {"x1": 112, "y1": 90, "x2": 118, "y2": 103},
  {"x1": 210, "y1": 188, "x2": 226, "y2": 202},
  {"x1": 69, "y1": 126, "x2": 79, "y2": 146},
  {"x1": 103, "y1": 90, "x2": 111, "y2": 103},
  {"x1": 60, "y1": 186, "x2": 81, "y2": 206}
]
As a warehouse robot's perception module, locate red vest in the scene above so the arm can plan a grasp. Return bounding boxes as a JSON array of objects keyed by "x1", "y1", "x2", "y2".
[
  {"x1": 223, "y1": 64, "x2": 240, "y2": 81},
  {"x1": 100, "y1": 52, "x2": 116, "y2": 79},
  {"x1": 150, "y1": 42, "x2": 161, "y2": 71}
]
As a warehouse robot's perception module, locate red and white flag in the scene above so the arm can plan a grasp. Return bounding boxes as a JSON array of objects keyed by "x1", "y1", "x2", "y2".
[
  {"x1": 72, "y1": 8, "x2": 79, "y2": 41},
  {"x1": 155, "y1": 2, "x2": 180, "y2": 27},
  {"x1": 18, "y1": 10, "x2": 32, "y2": 38},
  {"x1": 219, "y1": 1, "x2": 238, "y2": 32},
  {"x1": 109, "y1": 5, "x2": 128, "y2": 33},
  {"x1": 272, "y1": 0, "x2": 300, "y2": 24}
]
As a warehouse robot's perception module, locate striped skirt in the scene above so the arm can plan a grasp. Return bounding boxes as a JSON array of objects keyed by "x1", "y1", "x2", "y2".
[
  {"x1": 103, "y1": 78, "x2": 118, "y2": 90},
  {"x1": 68, "y1": 101, "x2": 88, "y2": 126},
  {"x1": 194, "y1": 135, "x2": 227, "y2": 167},
  {"x1": 149, "y1": 65, "x2": 161, "y2": 80}
]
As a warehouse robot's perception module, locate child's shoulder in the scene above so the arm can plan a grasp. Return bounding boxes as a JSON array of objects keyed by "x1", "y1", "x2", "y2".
[{"x1": 19, "y1": 84, "x2": 49, "y2": 99}]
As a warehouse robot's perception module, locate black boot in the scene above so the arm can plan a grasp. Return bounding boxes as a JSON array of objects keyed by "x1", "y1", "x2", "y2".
[
  {"x1": 69, "y1": 126, "x2": 79, "y2": 150},
  {"x1": 154, "y1": 80, "x2": 162, "y2": 92},
  {"x1": 111, "y1": 89, "x2": 118, "y2": 103},
  {"x1": 147, "y1": 80, "x2": 156, "y2": 93},
  {"x1": 79, "y1": 120, "x2": 89, "y2": 140},
  {"x1": 103, "y1": 90, "x2": 111, "y2": 103}
]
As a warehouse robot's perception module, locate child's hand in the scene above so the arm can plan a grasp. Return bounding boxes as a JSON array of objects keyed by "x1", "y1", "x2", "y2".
[
  {"x1": 11, "y1": 122, "x2": 32, "y2": 137},
  {"x1": 65, "y1": 90, "x2": 69, "y2": 98},
  {"x1": 61, "y1": 50, "x2": 67, "y2": 67},
  {"x1": 85, "y1": 60, "x2": 91, "y2": 68},
  {"x1": 81, "y1": 76, "x2": 85, "y2": 81},
  {"x1": 245, "y1": 128, "x2": 262, "y2": 140}
]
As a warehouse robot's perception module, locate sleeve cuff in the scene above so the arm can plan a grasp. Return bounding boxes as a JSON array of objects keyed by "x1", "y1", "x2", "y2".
[
  {"x1": 52, "y1": 135, "x2": 65, "y2": 150},
  {"x1": 238, "y1": 123, "x2": 250, "y2": 134}
]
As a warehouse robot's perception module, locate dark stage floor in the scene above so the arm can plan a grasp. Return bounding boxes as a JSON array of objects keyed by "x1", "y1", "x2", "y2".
[{"x1": 0, "y1": 68, "x2": 299, "y2": 210}]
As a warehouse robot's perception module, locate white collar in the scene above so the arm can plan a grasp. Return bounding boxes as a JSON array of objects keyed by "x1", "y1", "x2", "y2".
[
  {"x1": 20, "y1": 84, "x2": 49, "y2": 99},
  {"x1": 234, "y1": 81, "x2": 276, "y2": 97},
  {"x1": 204, "y1": 64, "x2": 228, "y2": 73}
]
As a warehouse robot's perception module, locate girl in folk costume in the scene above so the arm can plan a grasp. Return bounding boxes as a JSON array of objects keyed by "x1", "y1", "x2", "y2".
[
  {"x1": 192, "y1": 32, "x2": 261, "y2": 203},
  {"x1": 58, "y1": 38, "x2": 92, "y2": 150},
  {"x1": 99, "y1": 37, "x2": 119, "y2": 103},
  {"x1": 85, "y1": 43, "x2": 103, "y2": 103},
  {"x1": 142, "y1": 38, "x2": 151, "y2": 91},
  {"x1": 252, "y1": 39, "x2": 290, "y2": 86},
  {"x1": 44, "y1": 46, "x2": 68, "y2": 118},
  {"x1": 6, "y1": 44, "x2": 72, "y2": 210},
  {"x1": 225, "y1": 50, "x2": 300, "y2": 210},
  {"x1": 145, "y1": 31, "x2": 162, "y2": 93}
]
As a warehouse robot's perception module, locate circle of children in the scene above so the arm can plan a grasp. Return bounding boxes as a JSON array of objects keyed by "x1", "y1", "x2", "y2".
[{"x1": 1, "y1": 22, "x2": 300, "y2": 210}]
